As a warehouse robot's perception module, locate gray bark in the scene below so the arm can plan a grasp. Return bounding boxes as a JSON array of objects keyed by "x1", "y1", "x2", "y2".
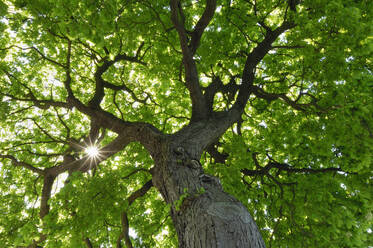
[{"x1": 151, "y1": 127, "x2": 266, "y2": 248}]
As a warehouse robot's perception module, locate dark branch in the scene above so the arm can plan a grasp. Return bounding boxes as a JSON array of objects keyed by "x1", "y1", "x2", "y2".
[
  {"x1": 102, "y1": 79, "x2": 149, "y2": 104},
  {"x1": 48, "y1": 134, "x2": 131, "y2": 176},
  {"x1": 128, "y1": 180, "x2": 153, "y2": 205},
  {"x1": 64, "y1": 39, "x2": 81, "y2": 107},
  {"x1": 170, "y1": 0, "x2": 213, "y2": 121},
  {"x1": 117, "y1": 180, "x2": 153, "y2": 248},
  {"x1": 27, "y1": 46, "x2": 67, "y2": 69},
  {"x1": 271, "y1": 45, "x2": 305, "y2": 49},
  {"x1": 27, "y1": 118, "x2": 64, "y2": 143},
  {"x1": 206, "y1": 143, "x2": 228, "y2": 164},
  {"x1": 84, "y1": 238, "x2": 93, "y2": 248},
  {"x1": 0, "y1": 155, "x2": 45, "y2": 175},
  {"x1": 233, "y1": 21, "x2": 296, "y2": 112},
  {"x1": 203, "y1": 75, "x2": 240, "y2": 111},
  {"x1": 40, "y1": 175, "x2": 56, "y2": 219},
  {"x1": 117, "y1": 212, "x2": 133, "y2": 248},
  {"x1": 122, "y1": 168, "x2": 151, "y2": 180},
  {"x1": 1, "y1": 92, "x2": 70, "y2": 110},
  {"x1": 250, "y1": 85, "x2": 322, "y2": 112},
  {"x1": 88, "y1": 49, "x2": 147, "y2": 108},
  {"x1": 189, "y1": 0, "x2": 217, "y2": 54},
  {"x1": 241, "y1": 161, "x2": 351, "y2": 177},
  {"x1": 269, "y1": 162, "x2": 349, "y2": 174}
]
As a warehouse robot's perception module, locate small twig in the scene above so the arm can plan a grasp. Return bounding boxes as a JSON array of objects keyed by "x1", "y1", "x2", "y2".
[{"x1": 122, "y1": 168, "x2": 150, "y2": 180}]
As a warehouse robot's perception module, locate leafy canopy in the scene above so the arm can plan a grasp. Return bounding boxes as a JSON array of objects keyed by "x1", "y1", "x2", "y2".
[{"x1": 0, "y1": 0, "x2": 372, "y2": 247}]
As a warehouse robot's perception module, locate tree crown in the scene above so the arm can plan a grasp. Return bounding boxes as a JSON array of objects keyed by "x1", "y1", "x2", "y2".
[{"x1": 0, "y1": 0, "x2": 372, "y2": 247}]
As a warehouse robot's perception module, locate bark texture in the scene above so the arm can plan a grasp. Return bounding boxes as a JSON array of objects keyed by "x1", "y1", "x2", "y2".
[{"x1": 151, "y1": 126, "x2": 266, "y2": 248}]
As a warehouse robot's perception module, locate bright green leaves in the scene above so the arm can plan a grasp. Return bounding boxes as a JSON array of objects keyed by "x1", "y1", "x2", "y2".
[
  {"x1": 0, "y1": 1, "x2": 7, "y2": 16},
  {"x1": 206, "y1": 63, "x2": 373, "y2": 246},
  {"x1": 0, "y1": 97, "x2": 10, "y2": 121},
  {"x1": 38, "y1": 142, "x2": 172, "y2": 247},
  {"x1": 209, "y1": 133, "x2": 372, "y2": 247},
  {"x1": 276, "y1": 0, "x2": 372, "y2": 86},
  {"x1": 0, "y1": 164, "x2": 41, "y2": 247},
  {"x1": 1, "y1": 0, "x2": 372, "y2": 247},
  {"x1": 49, "y1": 171, "x2": 126, "y2": 243}
]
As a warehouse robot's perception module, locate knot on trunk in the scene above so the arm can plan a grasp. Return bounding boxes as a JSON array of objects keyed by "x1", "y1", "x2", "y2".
[
  {"x1": 207, "y1": 202, "x2": 252, "y2": 224},
  {"x1": 199, "y1": 174, "x2": 222, "y2": 189},
  {"x1": 174, "y1": 146, "x2": 201, "y2": 170}
]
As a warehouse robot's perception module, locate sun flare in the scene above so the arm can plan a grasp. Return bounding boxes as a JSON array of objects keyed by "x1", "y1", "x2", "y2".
[{"x1": 85, "y1": 146, "x2": 100, "y2": 158}]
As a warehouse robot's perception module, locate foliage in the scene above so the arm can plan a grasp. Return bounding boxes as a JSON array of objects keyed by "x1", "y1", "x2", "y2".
[{"x1": 0, "y1": 0, "x2": 372, "y2": 247}]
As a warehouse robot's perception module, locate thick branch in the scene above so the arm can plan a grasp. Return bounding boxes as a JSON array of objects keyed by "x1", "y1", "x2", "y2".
[
  {"x1": 122, "y1": 168, "x2": 151, "y2": 180},
  {"x1": 1, "y1": 92, "x2": 71, "y2": 110},
  {"x1": 251, "y1": 85, "x2": 314, "y2": 111},
  {"x1": 4, "y1": 69, "x2": 161, "y2": 151},
  {"x1": 40, "y1": 175, "x2": 56, "y2": 219},
  {"x1": 203, "y1": 75, "x2": 240, "y2": 111},
  {"x1": 102, "y1": 79, "x2": 149, "y2": 104},
  {"x1": 206, "y1": 143, "x2": 228, "y2": 164},
  {"x1": 128, "y1": 180, "x2": 153, "y2": 205},
  {"x1": 269, "y1": 162, "x2": 348, "y2": 174},
  {"x1": 88, "y1": 50, "x2": 146, "y2": 108},
  {"x1": 189, "y1": 0, "x2": 217, "y2": 54},
  {"x1": 96, "y1": 113, "x2": 160, "y2": 152},
  {"x1": 170, "y1": 0, "x2": 210, "y2": 121},
  {"x1": 1, "y1": 69, "x2": 71, "y2": 110},
  {"x1": 47, "y1": 134, "x2": 131, "y2": 176},
  {"x1": 64, "y1": 40, "x2": 81, "y2": 107},
  {"x1": 234, "y1": 21, "x2": 295, "y2": 112}
]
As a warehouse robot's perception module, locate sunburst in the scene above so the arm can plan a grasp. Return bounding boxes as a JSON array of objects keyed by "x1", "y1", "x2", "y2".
[{"x1": 85, "y1": 145, "x2": 100, "y2": 158}]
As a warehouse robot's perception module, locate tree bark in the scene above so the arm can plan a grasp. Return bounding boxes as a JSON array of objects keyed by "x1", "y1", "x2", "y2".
[{"x1": 151, "y1": 134, "x2": 265, "y2": 248}]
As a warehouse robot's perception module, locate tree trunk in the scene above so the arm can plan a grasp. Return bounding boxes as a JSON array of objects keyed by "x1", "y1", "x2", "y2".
[{"x1": 151, "y1": 137, "x2": 266, "y2": 248}]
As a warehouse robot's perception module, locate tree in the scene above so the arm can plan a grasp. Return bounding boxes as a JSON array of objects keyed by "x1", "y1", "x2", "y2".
[{"x1": 0, "y1": 0, "x2": 372, "y2": 247}]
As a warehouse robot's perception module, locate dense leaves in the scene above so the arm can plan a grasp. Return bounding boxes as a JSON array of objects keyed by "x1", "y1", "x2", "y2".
[{"x1": 0, "y1": 0, "x2": 372, "y2": 247}]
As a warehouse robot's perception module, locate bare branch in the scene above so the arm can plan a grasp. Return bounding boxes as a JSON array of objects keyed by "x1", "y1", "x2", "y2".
[
  {"x1": 251, "y1": 85, "x2": 320, "y2": 112},
  {"x1": 117, "y1": 180, "x2": 153, "y2": 248},
  {"x1": 206, "y1": 143, "x2": 228, "y2": 164},
  {"x1": 102, "y1": 79, "x2": 148, "y2": 104},
  {"x1": 142, "y1": 0, "x2": 170, "y2": 32},
  {"x1": 54, "y1": 107, "x2": 71, "y2": 138},
  {"x1": 8, "y1": 149, "x2": 62, "y2": 157},
  {"x1": 64, "y1": 40, "x2": 78, "y2": 105},
  {"x1": 1, "y1": 70, "x2": 71, "y2": 109},
  {"x1": 203, "y1": 75, "x2": 240, "y2": 111},
  {"x1": 26, "y1": 118, "x2": 64, "y2": 143},
  {"x1": 0, "y1": 155, "x2": 45, "y2": 175},
  {"x1": 47, "y1": 134, "x2": 130, "y2": 176},
  {"x1": 269, "y1": 162, "x2": 352, "y2": 174},
  {"x1": 241, "y1": 160, "x2": 354, "y2": 177},
  {"x1": 233, "y1": 21, "x2": 296, "y2": 112},
  {"x1": 88, "y1": 47, "x2": 147, "y2": 108},
  {"x1": 170, "y1": 0, "x2": 210, "y2": 121},
  {"x1": 84, "y1": 238, "x2": 93, "y2": 248},
  {"x1": 40, "y1": 175, "x2": 55, "y2": 218},
  {"x1": 113, "y1": 91, "x2": 125, "y2": 120},
  {"x1": 271, "y1": 45, "x2": 305, "y2": 49},
  {"x1": 122, "y1": 168, "x2": 151, "y2": 180},
  {"x1": 189, "y1": 0, "x2": 217, "y2": 54},
  {"x1": 117, "y1": 212, "x2": 133, "y2": 248},
  {"x1": 128, "y1": 180, "x2": 153, "y2": 205},
  {"x1": 17, "y1": 46, "x2": 67, "y2": 69},
  {"x1": 0, "y1": 92, "x2": 71, "y2": 109}
]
